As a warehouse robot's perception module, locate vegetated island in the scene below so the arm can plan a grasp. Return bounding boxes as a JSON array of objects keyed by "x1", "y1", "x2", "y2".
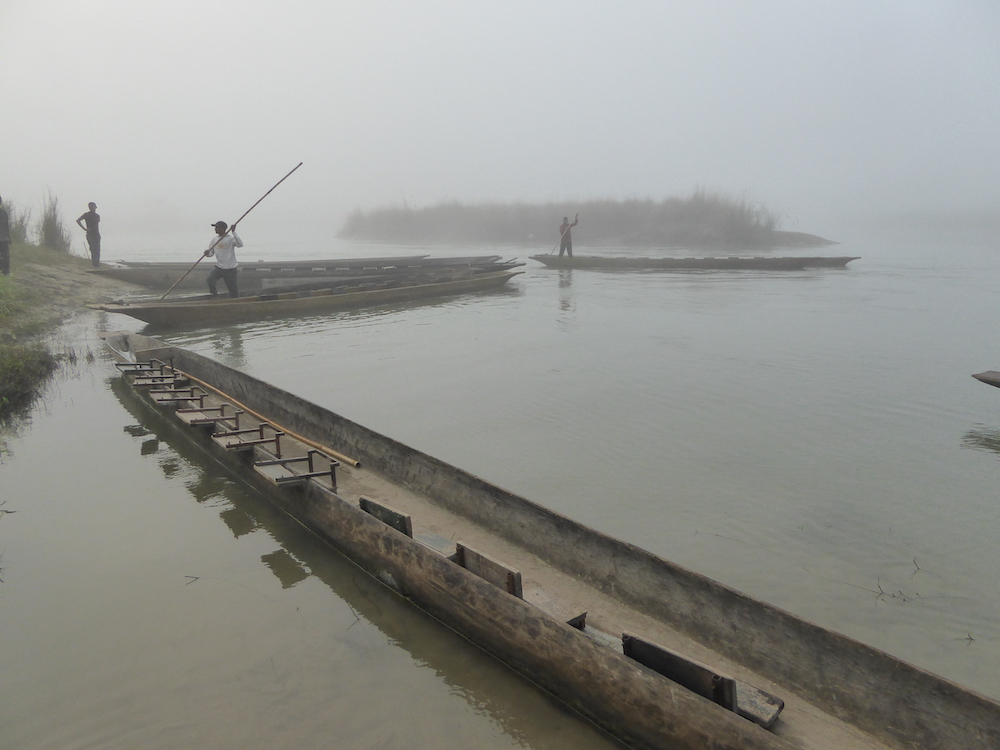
[{"x1": 339, "y1": 190, "x2": 836, "y2": 248}]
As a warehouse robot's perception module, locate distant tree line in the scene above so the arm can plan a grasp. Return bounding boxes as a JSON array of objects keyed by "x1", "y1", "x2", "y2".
[{"x1": 339, "y1": 189, "x2": 788, "y2": 247}]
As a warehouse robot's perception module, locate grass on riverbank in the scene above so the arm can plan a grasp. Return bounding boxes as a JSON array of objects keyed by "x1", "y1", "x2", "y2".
[
  {"x1": 0, "y1": 243, "x2": 94, "y2": 423},
  {"x1": 0, "y1": 340, "x2": 57, "y2": 422},
  {"x1": 0, "y1": 242, "x2": 134, "y2": 428},
  {"x1": 0, "y1": 269, "x2": 56, "y2": 422}
]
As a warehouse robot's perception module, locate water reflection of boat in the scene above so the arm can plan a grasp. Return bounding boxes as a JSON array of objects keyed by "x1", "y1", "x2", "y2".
[
  {"x1": 89, "y1": 269, "x2": 522, "y2": 327},
  {"x1": 529, "y1": 255, "x2": 859, "y2": 270},
  {"x1": 967, "y1": 373, "x2": 1000, "y2": 455},
  {"x1": 89, "y1": 255, "x2": 520, "y2": 291},
  {"x1": 101, "y1": 330, "x2": 1000, "y2": 750},
  {"x1": 961, "y1": 426, "x2": 1000, "y2": 456}
]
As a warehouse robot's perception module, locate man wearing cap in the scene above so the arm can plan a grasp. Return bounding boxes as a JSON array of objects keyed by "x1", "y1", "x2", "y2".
[{"x1": 204, "y1": 220, "x2": 243, "y2": 298}]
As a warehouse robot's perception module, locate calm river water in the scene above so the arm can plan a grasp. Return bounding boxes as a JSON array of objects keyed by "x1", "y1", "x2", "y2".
[{"x1": 3, "y1": 234, "x2": 1000, "y2": 749}]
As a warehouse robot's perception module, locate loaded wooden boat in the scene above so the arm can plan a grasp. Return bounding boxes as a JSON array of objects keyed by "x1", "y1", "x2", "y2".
[
  {"x1": 529, "y1": 255, "x2": 860, "y2": 270},
  {"x1": 90, "y1": 255, "x2": 521, "y2": 291},
  {"x1": 100, "y1": 330, "x2": 1000, "y2": 750},
  {"x1": 89, "y1": 268, "x2": 523, "y2": 327}
]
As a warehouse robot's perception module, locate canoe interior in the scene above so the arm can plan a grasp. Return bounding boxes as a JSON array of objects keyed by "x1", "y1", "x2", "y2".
[{"x1": 100, "y1": 331, "x2": 1000, "y2": 750}]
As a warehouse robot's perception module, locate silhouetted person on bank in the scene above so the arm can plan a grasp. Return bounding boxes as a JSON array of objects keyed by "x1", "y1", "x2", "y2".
[
  {"x1": 0, "y1": 196, "x2": 10, "y2": 276},
  {"x1": 76, "y1": 202, "x2": 101, "y2": 267},
  {"x1": 559, "y1": 213, "x2": 579, "y2": 257},
  {"x1": 204, "y1": 221, "x2": 243, "y2": 298}
]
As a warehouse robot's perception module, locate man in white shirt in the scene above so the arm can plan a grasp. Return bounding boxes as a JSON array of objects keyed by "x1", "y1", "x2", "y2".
[{"x1": 204, "y1": 221, "x2": 244, "y2": 297}]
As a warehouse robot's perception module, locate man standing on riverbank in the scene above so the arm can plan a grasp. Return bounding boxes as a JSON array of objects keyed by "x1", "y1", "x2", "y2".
[
  {"x1": 0, "y1": 196, "x2": 10, "y2": 276},
  {"x1": 559, "y1": 213, "x2": 578, "y2": 257},
  {"x1": 204, "y1": 221, "x2": 243, "y2": 298},
  {"x1": 75, "y1": 202, "x2": 101, "y2": 267}
]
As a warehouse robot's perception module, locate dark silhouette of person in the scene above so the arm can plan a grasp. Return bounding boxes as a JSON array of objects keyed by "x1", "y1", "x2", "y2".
[
  {"x1": 0, "y1": 196, "x2": 10, "y2": 276},
  {"x1": 76, "y1": 202, "x2": 101, "y2": 267},
  {"x1": 559, "y1": 213, "x2": 579, "y2": 257},
  {"x1": 204, "y1": 221, "x2": 243, "y2": 298}
]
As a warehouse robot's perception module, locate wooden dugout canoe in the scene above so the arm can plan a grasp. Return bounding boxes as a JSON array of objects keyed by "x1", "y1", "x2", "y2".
[
  {"x1": 101, "y1": 330, "x2": 1000, "y2": 750},
  {"x1": 89, "y1": 255, "x2": 429, "y2": 290},
  {"x1": 529, "y1": 255, "x2": 860, "y2": 270},
  {"x1": 89, "y1": 269, "x2": 523, "y2": 328},
  {"x1": 89, "y1": 255, "x2": 518, "y2": 291}
]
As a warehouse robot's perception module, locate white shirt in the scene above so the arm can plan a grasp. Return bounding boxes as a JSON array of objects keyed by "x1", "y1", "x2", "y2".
[{"x1": 206, "y1": 231, "x2": 243, "y2": 269}]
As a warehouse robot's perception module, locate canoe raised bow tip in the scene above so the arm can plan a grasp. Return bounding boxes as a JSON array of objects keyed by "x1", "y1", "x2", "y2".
[{"x1": 972, "y1": 371, "x2": 1000, "y2": 388}]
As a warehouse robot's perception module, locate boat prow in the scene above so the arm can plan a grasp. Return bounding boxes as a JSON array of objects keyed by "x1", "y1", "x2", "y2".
[{"x1": 973, "y1": 371, "x2": 1000, "y2": 389}]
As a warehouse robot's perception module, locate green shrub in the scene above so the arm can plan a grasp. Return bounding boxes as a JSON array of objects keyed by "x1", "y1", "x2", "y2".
[
  {"x1": 37, "y1": 191, "x2": 71, "y2": 252},
  {"x1": 0, "y1": 194, "x2": 78, "y2": 422},
  {"x1": 0, "y1": 343, "x2": 57, "y2": 422},
  {"x1": 2, "y1": 199, "x2": 32, "y2": 244},
  {"x1": 0, "y1": 273, "x2": 19, "y2": 325}
]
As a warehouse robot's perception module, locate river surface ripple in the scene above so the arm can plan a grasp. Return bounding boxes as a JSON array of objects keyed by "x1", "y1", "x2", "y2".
[{"x1": 3, "y1": 237, "x2": 999, "y2": 748}]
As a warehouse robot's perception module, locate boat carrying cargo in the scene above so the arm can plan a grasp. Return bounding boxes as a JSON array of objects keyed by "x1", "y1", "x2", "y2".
[
  {"x1": 529, "y1": 255, "x2": 860, "y2": 270},
  {"x1": 100, "y1": 331, "x2": 1000, "y2": 750},
  {"x1": 89, "y1": 268, "x2": 522, "y2": 327}
]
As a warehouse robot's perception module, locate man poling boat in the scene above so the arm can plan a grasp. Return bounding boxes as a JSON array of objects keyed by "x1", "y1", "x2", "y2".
[
  {"x1": 160, "y1": 162, "x2": 304, "y2": 299},
  {"x1": 550, "y1": 212, "x2": 579, "y2": 255},
  {"x1": 203, "y1": 221, "x2": 243, "y2": 298}
]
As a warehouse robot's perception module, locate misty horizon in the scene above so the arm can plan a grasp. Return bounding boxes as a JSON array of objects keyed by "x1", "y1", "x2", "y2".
[{"x1": 3, "y1": 2, "x2": 999, "y2": 254}]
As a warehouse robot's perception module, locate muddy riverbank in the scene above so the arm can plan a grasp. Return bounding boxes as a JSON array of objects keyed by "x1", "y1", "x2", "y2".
[
  {"x1": 0, "y1": 245, "x2": 138, "y2": 420},
  {"x1": 1, "y1": 244, "x2": 136, "y2": 340}
]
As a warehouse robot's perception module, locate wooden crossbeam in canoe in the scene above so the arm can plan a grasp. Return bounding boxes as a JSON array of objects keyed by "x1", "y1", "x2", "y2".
[{"x1": 255, "y1": 449, "x2": 339, "y2": 490}]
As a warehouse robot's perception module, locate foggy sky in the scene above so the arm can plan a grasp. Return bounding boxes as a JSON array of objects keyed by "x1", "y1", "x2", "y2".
[{"x1": 2, "y1": 1, "x2": 999, "y2": 251}]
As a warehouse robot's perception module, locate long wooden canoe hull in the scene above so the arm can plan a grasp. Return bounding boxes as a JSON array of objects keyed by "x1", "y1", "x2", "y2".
[
  {"x1": 91, "y1": 269, "x2": 522, "y2": 327},
  {"x1": 529, "y1": 255, "x2": 860, "y2": 270},
  {"x1": 88, "y1": 255, "x2": 430, "y2": 290},
  {"x1": 89, "y1": 255, "x2": 515, "y2": 290},
  {"x1": 101, "y1": 331, "x2": 1000, "y2": 750}
]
